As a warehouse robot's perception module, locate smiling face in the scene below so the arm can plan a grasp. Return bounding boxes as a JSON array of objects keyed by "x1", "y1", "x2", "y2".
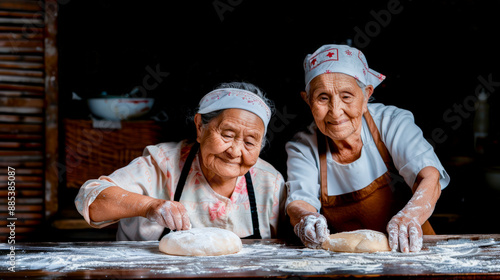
[
  {"x1": 195, "y1": 109, "x2": 264, "y2": 181},
  {"x1": 303, "y1": 73, "x2": 373, "y2": 141}
]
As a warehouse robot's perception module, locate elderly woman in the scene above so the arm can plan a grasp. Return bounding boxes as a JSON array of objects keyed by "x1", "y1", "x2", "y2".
[
  {"x1": 75, "y1": 82, "x2": 285, "y2": 240},
  {"x1": 286, "y1": 44, "x2": 450, "y2": 253}
]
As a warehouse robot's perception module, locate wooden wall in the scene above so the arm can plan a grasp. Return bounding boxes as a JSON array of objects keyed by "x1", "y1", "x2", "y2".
[{"x1": 0, "y1": 0, "x2": 58, "y2": 241}]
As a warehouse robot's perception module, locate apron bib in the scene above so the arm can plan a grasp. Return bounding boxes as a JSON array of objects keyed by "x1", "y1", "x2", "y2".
[
  {"x1": 159, "y1": 142, "x2": 262, "y2": 240},
  {"x1": 318, "y1": 110, "x2": 434, "y2": 235}
]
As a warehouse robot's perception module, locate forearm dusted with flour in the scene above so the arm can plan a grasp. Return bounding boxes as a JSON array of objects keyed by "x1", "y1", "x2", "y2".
[
  {"x1": 410, "y1": 166, "x2": 442, "y2": 224},
  {"x1": 287, "y1": 200, "x2": 318, "y2": 227},
  {"x1": 399, "y1": 166, "x2": 442, "y2": 227},
  {"x1": 89, "y1": 186, "x2": 155, "y2": 222},
  {"x1": 387, "y1": 166, "x2": 441, "y2": 252},
  {"x1": 89, "y1": 186, "x2": 191, "y2": 231},
  {"x1": 394, "y1": 166, "x2": 442, "y2": 229}
]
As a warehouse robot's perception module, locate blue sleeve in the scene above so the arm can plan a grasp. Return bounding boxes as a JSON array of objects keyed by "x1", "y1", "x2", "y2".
[
  {"x1": 285, "y1": 129, "x2": 322, "y2": 211},
  {"x1": 375, "y1": 106, "x2": 450, "y2": 189}
]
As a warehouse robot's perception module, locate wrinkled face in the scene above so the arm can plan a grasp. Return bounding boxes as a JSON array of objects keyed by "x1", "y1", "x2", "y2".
[
  {"x1": 303, "y1": 73, "x2": 373, "y2": 141},
  {"x1": 195, "y1": 109, "x2": 264, "y2": 180}
]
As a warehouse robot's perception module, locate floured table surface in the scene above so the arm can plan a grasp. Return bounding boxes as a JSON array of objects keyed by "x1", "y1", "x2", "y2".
[{"x1": 1, "y1": 234, "x2": 500, "y2": 279}]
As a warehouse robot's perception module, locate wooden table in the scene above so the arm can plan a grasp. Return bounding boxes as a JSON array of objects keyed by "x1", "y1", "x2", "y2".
[{"x1": 1, "y1": 234, "x2": 500, "y2": 279}]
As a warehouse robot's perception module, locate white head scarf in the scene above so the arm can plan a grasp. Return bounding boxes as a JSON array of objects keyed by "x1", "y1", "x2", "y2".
[
  {"x1": 304, "y1": 44, "x2": 386, "y2": 92},
  {"x1": 197, "y1": 88, "x2": 272, "y2": 132}
]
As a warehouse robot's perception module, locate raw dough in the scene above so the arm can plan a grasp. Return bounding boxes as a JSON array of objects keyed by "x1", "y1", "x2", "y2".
[
  {"x1": 159, "y1": 227, "x2": 242, "y2": 256},
  {"x1": 321, "y1": 229, "x2": 391, "y2": 253}
]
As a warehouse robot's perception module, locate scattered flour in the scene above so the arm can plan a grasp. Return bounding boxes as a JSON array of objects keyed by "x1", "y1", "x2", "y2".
[{"x1": 1, "y1": 238, "x2": 499, "y2": 276}]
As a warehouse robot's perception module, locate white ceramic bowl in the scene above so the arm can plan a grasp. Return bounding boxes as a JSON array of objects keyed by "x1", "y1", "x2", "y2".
[{"x1": 87, "y1": 98, "x2": 154, "y2": 121}]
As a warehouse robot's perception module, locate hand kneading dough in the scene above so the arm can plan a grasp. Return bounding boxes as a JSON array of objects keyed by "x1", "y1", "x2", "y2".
[
  {"x1": 321, "y1": 229, "x2": 391, "y2": 253},
  {"x1": 159, "y1": 227, "x2": 242, "y2": 256}
]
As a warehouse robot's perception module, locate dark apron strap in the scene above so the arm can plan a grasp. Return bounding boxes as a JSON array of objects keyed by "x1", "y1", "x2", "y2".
[
  {"x1": 174, "y1": 142, "x2": 200, "y2": 202},
  {"x1": 362, "y1": 111, "x2": 398, "y2": 173},
  {"x1": 242, "y1": 172, "x2": 262, "y2": 239},
  {"x1": 159, "y1": 142, "x2": 262, "y2": 240},
  {"x1": 317, "y1": 130, "x2": 330, "y2": 206}
]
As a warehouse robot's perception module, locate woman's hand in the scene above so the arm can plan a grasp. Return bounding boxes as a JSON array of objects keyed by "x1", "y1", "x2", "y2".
[
  {"x1": 294, "y1": 212, "x2": 330, "y2": 248},
  {"x1": 287, "y1": 200, "x2": 330, "y2": 248},
  {"x1": 387, "y1": 210, "x2": 423, "y2": 253},
  {"x1": 145, "y1": 200, "x2": 191, "y2": 231},
  {"x1": 387, "y1": 166, "x2": 441, "y2": 253}
]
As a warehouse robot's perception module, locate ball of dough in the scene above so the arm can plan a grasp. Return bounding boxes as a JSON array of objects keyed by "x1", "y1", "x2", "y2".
[
  {"x1": 321, "y1": 229, "x2": 391, "y2": 253},
  {"x1": 159, "y1": 227, "x2": 242, "y2": 256}
]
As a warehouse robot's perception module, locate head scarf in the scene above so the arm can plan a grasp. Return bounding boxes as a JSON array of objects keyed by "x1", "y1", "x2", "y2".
[
  {"x1": 197, "y1": 88, "x2": 272, "y2": 132},
  {"x1": 304, "y1": 44, "x2": 386, "y2": 92}
]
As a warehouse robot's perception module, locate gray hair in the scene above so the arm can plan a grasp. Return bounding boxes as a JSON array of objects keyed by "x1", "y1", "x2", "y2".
[
  {"x1": 198, "y1": 82, "x2": 275, "y2": 150},
  {"x1": 355, "y1": 79, "x2": 375, "y2": 102}
]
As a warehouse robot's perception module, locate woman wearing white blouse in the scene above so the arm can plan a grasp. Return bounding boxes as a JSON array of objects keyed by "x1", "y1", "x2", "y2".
[
  {"x1": 286, "y1": 44, "x2": 450, "y2": 253},
  {"x1": 75, "y1": 82, "x2": 285, "y2": 241}
]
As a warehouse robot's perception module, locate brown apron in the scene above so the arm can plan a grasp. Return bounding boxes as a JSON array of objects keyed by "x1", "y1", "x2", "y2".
[{"x1": 318, "y1": 110, "x2": 435, "y2": 235}]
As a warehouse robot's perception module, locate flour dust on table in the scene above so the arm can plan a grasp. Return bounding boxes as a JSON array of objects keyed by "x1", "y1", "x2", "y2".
[
  {"x1": 3, "y1": 237, "x2": 500, "y2": 277},
  {"x1": 321, "y1": 229, "x2": 391, "y2": 253},
  {"x1": 159, "y1": 227, "x2": 242, "y2": 256}
]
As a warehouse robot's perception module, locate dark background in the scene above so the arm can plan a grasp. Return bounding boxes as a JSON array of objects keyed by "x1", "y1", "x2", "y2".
[{"x1": 57, "y1": 0, "x2": 500, "y2": 235}]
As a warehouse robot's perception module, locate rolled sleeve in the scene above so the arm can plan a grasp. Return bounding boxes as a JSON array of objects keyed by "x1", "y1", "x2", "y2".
[
  {"x1": 399, "y1": 148, "x2": 450, "y2": 190},
  {"x1": 285, "y1": 128, "x2": 322, "y2": 211},
  {"x1": 74, "y1": 145, "x2": 166, "y2": 228},
  {"x1": 74, "y1": 178, "x2": 118, "y2": 228},
  {"x1": 377, "y1": 106, "x2": 450, "y2": 189}
]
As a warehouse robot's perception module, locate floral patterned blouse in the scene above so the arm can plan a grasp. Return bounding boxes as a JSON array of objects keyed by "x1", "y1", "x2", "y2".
[{"x1": 75, "y1": 140, "x2": 286, "y2": 241}]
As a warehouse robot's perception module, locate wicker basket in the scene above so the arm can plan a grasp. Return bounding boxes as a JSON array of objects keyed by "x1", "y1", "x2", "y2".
[{"x1": 64, "y1": 119, "x2": 163, "y2": 188}]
